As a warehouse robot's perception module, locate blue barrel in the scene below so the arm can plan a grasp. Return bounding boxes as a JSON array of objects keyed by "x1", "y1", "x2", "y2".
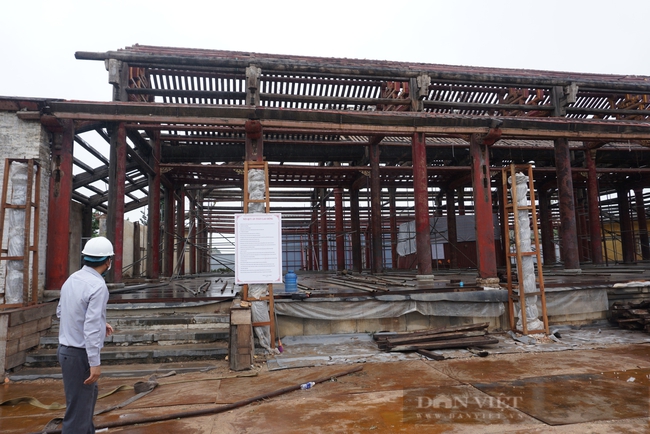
[{"x1": 285, "y1": 270, "x2": 297, "y2": 292}]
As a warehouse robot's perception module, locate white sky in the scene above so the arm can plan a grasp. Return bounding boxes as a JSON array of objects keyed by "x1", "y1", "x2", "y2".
[{"x1": 2, "y1": 0, "x2": 650, "y2": 102}]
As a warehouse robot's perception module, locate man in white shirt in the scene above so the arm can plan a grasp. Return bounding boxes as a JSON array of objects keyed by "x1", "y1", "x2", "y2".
[{"x1": 57, "y1": 236, "x2": 114, "y2": 433}]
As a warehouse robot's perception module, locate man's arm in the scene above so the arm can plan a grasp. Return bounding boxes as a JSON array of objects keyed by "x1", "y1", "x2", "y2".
[{"x1": 84, "y1": 366, "x2": 101, "y2": 384}]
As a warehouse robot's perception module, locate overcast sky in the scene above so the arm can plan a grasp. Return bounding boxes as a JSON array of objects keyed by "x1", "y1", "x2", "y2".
[{"x1": 2, "y1": 0, "x2": 650, "y2": 102}]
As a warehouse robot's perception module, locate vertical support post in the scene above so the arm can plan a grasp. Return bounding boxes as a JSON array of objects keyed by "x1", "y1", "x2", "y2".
[
  {"x1": 618, "y1": 187, "x2": 635, "y2": 263},
  {"x1": 133, "y1": 223, "x2": 141, "y2": 277},
  {"x1": 310, "y1": 197, "x2": 319, "y2": 270},
  {"x1": 350, "y1": 187, "x2": 362, "y2": 272},
  {"x1": 106, "y1": 122, "x2": 127, "y2": 283},
  {"x1": 412, "y1": 132, "x2": 433, "y2": 275},
  {"x1": 554, "y1": 138, "x2": 580, "y2": 270},
  {"x1": 635, "y1": 188, "x2": 650, "y2": 260},
  {"x1": 369, "y1": 142, "x2": 383, "y2": 273},
  {"x1": 574, "y1": 190, "x2": 587, "y2": 262},
  {"x1": 495, "y1": 175, "x2": 507, "y2": 265},
  {"x1": 81, "y1": 205, "x2": 93, "y2": 240},
  {"x1": 46, "y1": 120, "x2": 74, "y2": 290},
  {"x1": 147, "y1": 132, "x2": 161, "y2": 278},
  {"x1": 189, "y1": 199, "x2": 197, "y2": 275},
  {"x1": 470, "y1": 133, "x2": 497, "y2": 279},
  {"x1": 319, "y1": 189, "x2": 329, "y2": 271},
  {"x1": 197, "y1": 193, "x2": 206, "y2": 273},
  {"x1": 389, "y1": 188, "x2": 398, "y2": 269},
  {"x1": 446, "y1": 189, "x2": 458, "y2": 269},
  {"x1": 164, "y1": 186, "x2": 175, "y2": 277},
  {"x1": 176, "y1": 187, "x2": 185, "y2": 275},
  {"x1": 585, "y1": 149, "x2": 603, "y2": 264},
  {"x1": 538, "y1": 188, "x2": 557, "y2": 265},
  {"x1": 334, "y1": 187, "x2": 345, "y2": 270}
]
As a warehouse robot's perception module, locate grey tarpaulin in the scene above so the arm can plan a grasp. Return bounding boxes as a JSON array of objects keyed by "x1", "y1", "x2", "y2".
[{"x1": 273, "y1": 287, "x2": 608, "y2": 321}]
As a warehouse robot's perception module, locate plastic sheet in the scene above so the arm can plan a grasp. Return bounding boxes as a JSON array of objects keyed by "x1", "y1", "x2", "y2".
[
  {"x1": 5, "y1": 162, "x2": 28, "y2": 304},
  {"x1": 397, "y1": 215, "x2": 501, "y2": 256},
  {"x1": 273, "y1": 287, "x2": 609, "y2": 322},
  {"x1": 246, "y1": 169, "x2": 279, "y2": 354},
  {"x1": 274, "y1": 298, "x2": 505, "y2": 320}
]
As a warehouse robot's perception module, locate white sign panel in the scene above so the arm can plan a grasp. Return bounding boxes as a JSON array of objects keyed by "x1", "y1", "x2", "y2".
[{"x1": 235, "y1": 213, "x2": 282, "y2": 284}]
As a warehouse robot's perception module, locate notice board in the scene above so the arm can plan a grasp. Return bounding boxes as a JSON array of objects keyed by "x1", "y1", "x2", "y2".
[{"x1": 234, "y1": 213, "x2": 282, "y2": 284}]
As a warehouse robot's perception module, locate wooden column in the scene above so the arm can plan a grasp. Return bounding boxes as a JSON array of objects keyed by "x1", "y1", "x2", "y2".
[
  {"x1": 197, "y1": 194, "x2": 207, "y2": 273},
  {"x1": 106, "y1": 122, "x2": 127, "y2": 283},
  {"x1": 389, "y1": 188, "x2": 398, "y2": 269},
  {"x1": 412, "y1": 132, "x2": 433, "y2": 275},
  {"x1": 319, "y1": 189, "x2": 329, "y2": 271},
  {"x1": 635, "y1": 188, "x2": 650, "y2": 260},
  {"x1": 310, "y1": 197, "x2": 319, "y2": 270},
  {"x1": 554, "y1": 138, "x2": 580, "y2": 270},
  {"x1": 189, "y1": 199, "x2": 197, "y2": 275},
  {"x1": 46, "y1": 120, "x2": 74, "y2": 290},
  {"x1": 147, "y1": 131, "x2": 161, "y2": 278},
  {"x1": 350, "y1": 187, "x2": 362, "y2": 272},
  {"x1": 446, "y1": 189, "x2": 458, "y2": 269},
  {"x1": 538, "y1": 188, "x2": 557, "y2": 265},
  {"x1": 369, "y1": 142, "x2": 383, "y2": 274},
  {"x1": 164, "y1": 186, "x2": 175, "y2": 277},
  {"x1": 618, "y1": 187, "x2": 635, "y2": 264},
  {"x1": 334, "y1": 187, "x2": 345, "y2": 270},
  {"x1": 176, "y1": 187, "x2": 185, "y2": 275},
  {"x1": 469, "y1": 133, "x2": 497, "y2": 279},
  {"x1": 133, "y1": 222, "x2": 141, "y2": 277},
  {"x1": 585, "y1": 149, "x2": 603, "y2": 264}
]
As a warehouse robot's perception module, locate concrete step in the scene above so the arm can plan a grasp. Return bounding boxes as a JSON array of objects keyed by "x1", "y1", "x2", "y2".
[
  {"x1": 26, "y1": 342, "x2": 229, "y2": 367},
  {"x1": 40, "y1": 325, "x2": 231, "y2": 348}
]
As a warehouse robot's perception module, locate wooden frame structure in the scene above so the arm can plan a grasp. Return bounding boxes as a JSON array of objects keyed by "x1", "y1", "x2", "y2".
[
  {"x1": 501, "y1": 164, "x2": 549, "y2": 335},
  {"x1": 0, "y1": 159, "x2": 40, "y2": 308},
  {"x1": 3, "y1": 45, "x2": 649, "y2": 288}
]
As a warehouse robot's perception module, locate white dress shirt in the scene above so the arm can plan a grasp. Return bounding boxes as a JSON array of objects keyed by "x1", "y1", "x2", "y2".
[{"x1": 56, "y1": 265, "x2": 109, "y2": 367}]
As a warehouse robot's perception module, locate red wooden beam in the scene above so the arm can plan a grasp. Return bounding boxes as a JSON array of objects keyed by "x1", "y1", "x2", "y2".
[
  {"x1": 470, "y1": 134, "x2": 497, "y2": 279},
  {"x1": 148, "y1": 132, "x2": 162, "y2": 278},
  {"x1": 334, "y1": 187, "x2": 345, "y2": 270},
  {"x1": 46, "y1": 120, "x2": 74, "y2": 290},
  {"x1": 554, "y1": 138, "x2": 580, "y2": 270},
  {"x1": 107, "y1": 123, "x2": 127, "y2": 283},
  {"x1": 412, "y1": 132, "x2": 433, "y2": 275}
]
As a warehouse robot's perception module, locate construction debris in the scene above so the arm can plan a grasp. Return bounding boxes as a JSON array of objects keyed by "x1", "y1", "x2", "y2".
[
  {"x1": 373, "y1": 323, "x2": 497, "y2": 353},
  {"x1": 610, "y1": 300, "x2": 650, "y2": 332}
]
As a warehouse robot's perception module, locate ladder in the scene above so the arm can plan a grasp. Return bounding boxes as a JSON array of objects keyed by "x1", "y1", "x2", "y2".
[
  {"x1": 241, "y1": 161, "x2": 276, "y2": 349},
  {"x1": 0, "y1": 159, "x2": 40, "y2": 308},
  {"x1": 501, "y1": 163, "x2": 549, "y2": 335}
]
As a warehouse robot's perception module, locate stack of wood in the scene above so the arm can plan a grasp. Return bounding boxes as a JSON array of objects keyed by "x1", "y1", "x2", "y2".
[
  {"x1": 610, "y1": 300, "x2": 650, "y2": 332},
  {"x1": 373, "y1": 322, "x2": 498, "y2": 356}
]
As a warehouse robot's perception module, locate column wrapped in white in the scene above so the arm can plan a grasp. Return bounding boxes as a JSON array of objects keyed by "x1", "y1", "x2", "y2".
[
  {"x1": 5, "y1": 162, "x2": 28, "y2": 304},
  {"x1": 509, "y1": 172, "x2": 544, "y2": 331},
  {"x1": 247, "y1": 168, "x2": 279, "y2": 354}
]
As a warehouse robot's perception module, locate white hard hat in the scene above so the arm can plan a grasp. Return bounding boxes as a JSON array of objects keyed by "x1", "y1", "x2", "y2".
[{"x1": 82, "y1": 236, "x2": 114, "y2": 258}]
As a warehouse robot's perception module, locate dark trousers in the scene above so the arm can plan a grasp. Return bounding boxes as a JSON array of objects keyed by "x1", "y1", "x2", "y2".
[{"x1": 57, "y1": 345, "x2": 98, "y2": 434}]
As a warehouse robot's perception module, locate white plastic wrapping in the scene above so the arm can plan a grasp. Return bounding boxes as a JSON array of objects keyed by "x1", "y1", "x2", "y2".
[
  {"x1": 5, "y1": 162, "x2": 28, "y2": 304},
  {"x1": 246, "y1": 169, "x2": 279, "y2": 354},
  {"x1": 397, "y1": 215, "x2": 501, "y2": 257},
  {"x1": 509, "y1": 172, "x2": 544, "y2": 331}
]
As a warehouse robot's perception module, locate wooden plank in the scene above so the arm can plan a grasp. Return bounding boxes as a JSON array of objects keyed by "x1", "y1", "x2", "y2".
[
  {"x1": 374, "y1": 322, "x2": 489, "y2": 341},
  {"x1": 383, "y1": 330, "x2": 487, "y2": 347},
  {"x1": 8, "y1": 302, "x2": 57, "y2": 327},
  {"x1": 417, "y1": 349, "x2": 445, "y2": 360},
  {"x1": 390, "y1": 336, "x2": 499, "y2": 352}
]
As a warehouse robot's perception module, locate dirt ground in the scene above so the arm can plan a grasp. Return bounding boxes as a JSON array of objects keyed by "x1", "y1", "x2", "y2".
[{"x1": 2, "y1": 332, "x2": 650, "y2": 433}]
